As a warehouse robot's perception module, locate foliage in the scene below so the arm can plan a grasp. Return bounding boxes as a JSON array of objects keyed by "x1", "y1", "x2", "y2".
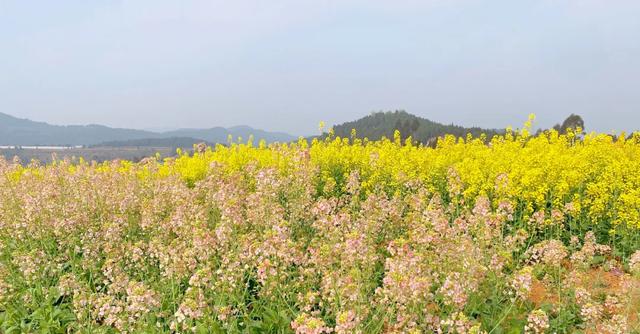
[{"x1": 553, "y1": 114, "x2": 585, "y2": 135}]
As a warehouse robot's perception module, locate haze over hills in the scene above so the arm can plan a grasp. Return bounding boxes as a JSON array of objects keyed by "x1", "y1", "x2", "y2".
[
  {"x1": 0, "y1": 112, "x2": 296, "y2": 146},
  {"x1": 1, "y1": 111, "x2": 590, "y2": 150}
]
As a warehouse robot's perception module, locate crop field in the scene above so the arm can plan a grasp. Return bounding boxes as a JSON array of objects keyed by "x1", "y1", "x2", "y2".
[
  {"x1": 1, "y1": 121, "x2": 640, "y2": 333},
  {"x1": 0, "y1": 147, "x2": 176, "y2": 166}
]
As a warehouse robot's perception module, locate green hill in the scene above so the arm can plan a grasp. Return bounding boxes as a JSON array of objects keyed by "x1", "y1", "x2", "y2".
[{"x1": 324, "y1": 111, "x2": 502, "y2": 144}]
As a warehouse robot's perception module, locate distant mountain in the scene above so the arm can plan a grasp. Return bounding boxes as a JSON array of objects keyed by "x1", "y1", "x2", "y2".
[
  {"x1": 0, "y1": 112, "x2": 296, "y2": 146},
  {"x1": 0, "y1": 112, "x2": 158, "y2": 146},
  {"x1": 323, "y1": 111, "x2": 502, "y2": 145},
  {"x1": 164, "y1": 125, "x2": 295, "y2": 144}
]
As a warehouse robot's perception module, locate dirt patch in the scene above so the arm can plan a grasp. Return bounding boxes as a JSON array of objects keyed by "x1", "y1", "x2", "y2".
[{"x1": 528, "y1": 279, "x2": 559, "y2": 307}]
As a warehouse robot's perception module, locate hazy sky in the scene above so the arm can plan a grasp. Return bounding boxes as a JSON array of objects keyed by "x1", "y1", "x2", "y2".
[{"x1": 1, "y1": 0, "x2": 639, "y2": 136}]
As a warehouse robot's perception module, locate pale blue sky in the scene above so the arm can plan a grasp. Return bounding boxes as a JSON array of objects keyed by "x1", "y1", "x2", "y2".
[{"x1": 1, "y1": 0, "x2": 639, "y2": 135}]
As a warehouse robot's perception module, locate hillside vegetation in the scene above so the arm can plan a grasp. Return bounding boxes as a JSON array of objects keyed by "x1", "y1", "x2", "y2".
[{"x1": 325, "y1": 110, "x2": 502, "y2": 144}]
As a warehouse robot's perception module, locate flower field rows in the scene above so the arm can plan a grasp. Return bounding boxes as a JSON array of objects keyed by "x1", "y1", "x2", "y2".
[{"x1": 1, "y1": 122, "x2": 640, "y2": 333}]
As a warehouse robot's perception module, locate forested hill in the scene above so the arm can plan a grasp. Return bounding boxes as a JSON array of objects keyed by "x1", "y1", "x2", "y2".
[{"x1": 325, "y1": 111, "x2": 502, "y2": 144}]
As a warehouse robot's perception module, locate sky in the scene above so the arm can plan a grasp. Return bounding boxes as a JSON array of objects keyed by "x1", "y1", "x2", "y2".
[{"x1": 1, "y1": 0, "x2": 639, "y2": 136}]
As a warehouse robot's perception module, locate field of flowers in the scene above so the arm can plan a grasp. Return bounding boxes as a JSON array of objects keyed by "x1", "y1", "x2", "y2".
[{"x1": 1, "y1": 119, "x2": 640, "y2": 333}]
